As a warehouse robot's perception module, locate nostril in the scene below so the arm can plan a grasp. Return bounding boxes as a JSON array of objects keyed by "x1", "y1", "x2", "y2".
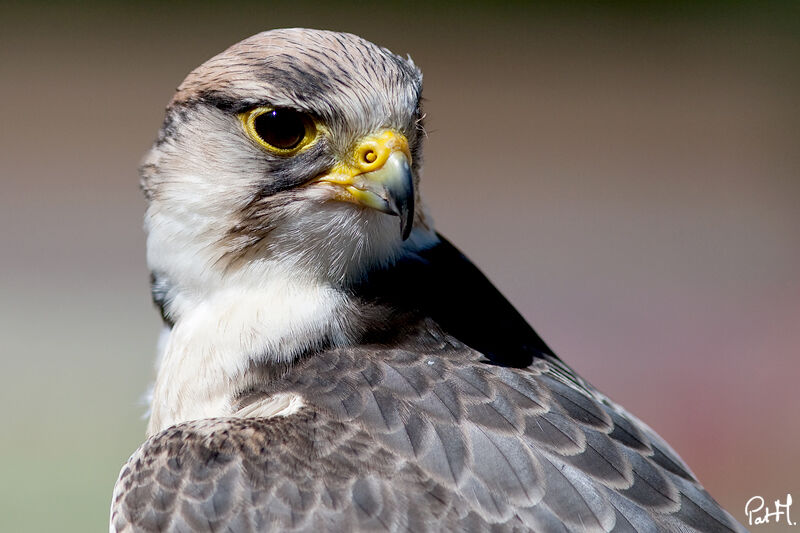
[{"x1": 363, "y1": 150, "x2": 378, "y2": 164}]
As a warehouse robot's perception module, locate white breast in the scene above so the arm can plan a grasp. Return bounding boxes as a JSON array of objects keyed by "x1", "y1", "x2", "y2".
[{"x1": 146, "y1": 275, "x2": 356, "y2": 436}]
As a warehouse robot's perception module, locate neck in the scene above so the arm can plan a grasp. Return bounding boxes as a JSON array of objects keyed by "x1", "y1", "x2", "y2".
[
  {"x1": 145, "y1": 226, "x2": 439, "y2": 436},
  {"x1": 146, "y1": 271, "x2": 359, "y2": 435}
]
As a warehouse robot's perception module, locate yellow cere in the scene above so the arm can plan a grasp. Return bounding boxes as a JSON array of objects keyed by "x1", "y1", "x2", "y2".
[
  {"x1": 352, "y1": 130, "x2": 411, "y2": 173},
  {"x1": 315, "y1": 130, "x2": 411, "y2": 186},
  {"x1": 311, "y1": 130, "x2": 412, "y2": 212}
]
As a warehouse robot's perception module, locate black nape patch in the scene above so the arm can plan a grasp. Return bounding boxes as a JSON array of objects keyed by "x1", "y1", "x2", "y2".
[{"x1": 354, "y1": 235, "x2": 556, "y2": 368}]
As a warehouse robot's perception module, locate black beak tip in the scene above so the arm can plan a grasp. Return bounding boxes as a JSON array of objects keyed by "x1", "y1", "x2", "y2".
[
  {"x1": 399, "y1": 194, "x2": 414, "y2": 241},
  {"x1": 382, "y1": 154, "x2": 415, "y2": 241}
]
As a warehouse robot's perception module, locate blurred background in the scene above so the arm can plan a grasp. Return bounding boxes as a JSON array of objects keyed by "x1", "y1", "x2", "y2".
[{"x1": 1, "y1": 1, "x2": 798, "y2": 531}]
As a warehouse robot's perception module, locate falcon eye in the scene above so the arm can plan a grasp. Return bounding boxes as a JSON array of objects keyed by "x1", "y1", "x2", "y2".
[{"x1": 240, "y1": 107, "x2": 316, "y2": 153}]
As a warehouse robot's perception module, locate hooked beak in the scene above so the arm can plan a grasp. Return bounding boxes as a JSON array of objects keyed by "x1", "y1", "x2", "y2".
[{"x1": 312, "y1": 130, "x2": 415, "y2": 240}]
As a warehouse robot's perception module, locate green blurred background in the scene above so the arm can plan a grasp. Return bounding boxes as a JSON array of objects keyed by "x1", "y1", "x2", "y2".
[{"x1": 2, "y1": 1, "x2": 798, "y2": 531}]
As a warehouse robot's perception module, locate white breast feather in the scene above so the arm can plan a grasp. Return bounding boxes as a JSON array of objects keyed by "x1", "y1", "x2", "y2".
[{"x1": 147, "y1": 275, "x2": 354, "y2": 435}]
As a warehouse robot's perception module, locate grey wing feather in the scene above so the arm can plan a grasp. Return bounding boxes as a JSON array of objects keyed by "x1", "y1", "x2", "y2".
[{"x1": 111, "y1": 320, "x2": 747, "y2": 532}]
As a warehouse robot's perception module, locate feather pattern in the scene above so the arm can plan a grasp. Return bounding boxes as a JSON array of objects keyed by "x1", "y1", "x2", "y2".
[{"x1": 112, "y1": 314, "x2": 746, "y2": 532}]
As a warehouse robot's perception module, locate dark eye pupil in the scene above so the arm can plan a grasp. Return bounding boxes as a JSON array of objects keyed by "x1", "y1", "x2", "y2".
[{"x1": 253, "y1": 109, "x2": 307, "y2": 150}]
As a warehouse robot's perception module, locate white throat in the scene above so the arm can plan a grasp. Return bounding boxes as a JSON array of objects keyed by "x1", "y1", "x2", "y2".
[{"x1": 146, "y1": 271, "x2": 357, "y2": 436}]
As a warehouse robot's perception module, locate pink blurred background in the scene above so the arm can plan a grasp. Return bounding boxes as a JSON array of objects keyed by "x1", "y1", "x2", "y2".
[{"x1": 1, "y1": 2, "x2": 798, "y2": 531}]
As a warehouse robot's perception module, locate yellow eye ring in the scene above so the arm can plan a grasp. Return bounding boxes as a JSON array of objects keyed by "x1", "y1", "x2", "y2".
[{"x1": 239, "y1": 107, "x2": 317, "y2": 154}]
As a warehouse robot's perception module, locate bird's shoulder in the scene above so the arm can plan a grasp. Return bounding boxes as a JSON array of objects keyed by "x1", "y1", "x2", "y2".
[{"x1": 111, "y1": 318, "x2": 744, "y2": 532}]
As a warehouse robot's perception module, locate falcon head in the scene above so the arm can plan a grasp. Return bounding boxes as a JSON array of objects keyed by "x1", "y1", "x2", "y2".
[{"x1": 142, "y1": 29, "x2": 434, "y2": 321}]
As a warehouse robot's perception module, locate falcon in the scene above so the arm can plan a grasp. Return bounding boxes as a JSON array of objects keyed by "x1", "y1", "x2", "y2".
[{"x1": 111, "y1": 29, "x2": 745, "y2": 532}]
